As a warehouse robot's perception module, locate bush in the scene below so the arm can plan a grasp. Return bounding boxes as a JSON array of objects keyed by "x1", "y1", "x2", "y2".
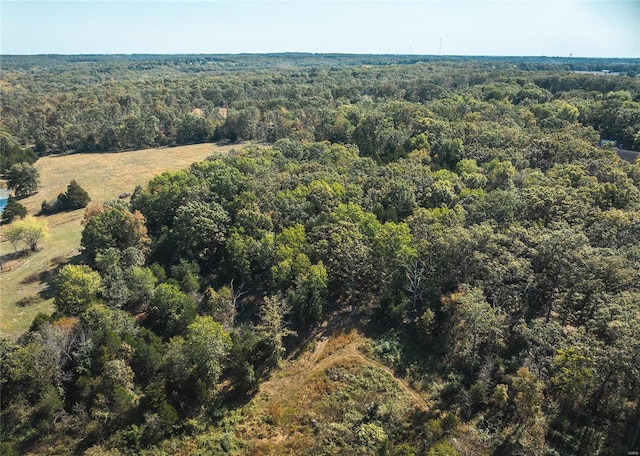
[{"x1": 40, "y1": 197, "x2": 63, "y2": 215}]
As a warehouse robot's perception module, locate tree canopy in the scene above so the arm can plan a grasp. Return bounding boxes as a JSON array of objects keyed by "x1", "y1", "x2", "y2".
[
  {"x1": 6, "y1": 162, "x2": 40, "y2": 197},
  {"x1": 2, "y1": 54, "x2": 640, "y2": 456}
]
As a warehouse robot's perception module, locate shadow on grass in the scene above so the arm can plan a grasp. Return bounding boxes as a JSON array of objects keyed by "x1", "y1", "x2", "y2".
[
  {"x1": 0, "y1": 249, "x2": 84, "y2": 307},
  {"x1": 0, "y1": 249, "x2": 31, "y2": 271}
]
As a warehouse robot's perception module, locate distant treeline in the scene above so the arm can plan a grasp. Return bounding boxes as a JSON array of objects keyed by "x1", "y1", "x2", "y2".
[
  {"x1": 2, "y1": 53, "x2": 639, "y2": 72},
  {"x1": 1, "y1": 54, "x2": 639, "y2": 158}
]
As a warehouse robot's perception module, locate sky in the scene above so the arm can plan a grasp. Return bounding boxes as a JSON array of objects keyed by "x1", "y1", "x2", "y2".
[{"x1": 1, "y1": 0, "x2": 639, "y2": 57}]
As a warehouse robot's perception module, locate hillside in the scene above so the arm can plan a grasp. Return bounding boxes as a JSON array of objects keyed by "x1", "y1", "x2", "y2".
[{"x1": 232, "y1": 327, "x2": 430, "y2": 455}]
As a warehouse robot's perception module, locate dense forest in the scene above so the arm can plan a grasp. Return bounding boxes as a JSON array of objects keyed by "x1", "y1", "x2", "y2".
[
  {"x1": 1, "y1": 54, "x2": 640, "y2": 455},
  {"x1": 2, "y1": 54, "x2": 640, "y2": 158}
]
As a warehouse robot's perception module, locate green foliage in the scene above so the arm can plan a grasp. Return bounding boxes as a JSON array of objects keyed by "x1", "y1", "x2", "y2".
[
  {"x1": 0, "y1": 132, "x2": 38, "y2": 172},
  {"x1": 57, "y1": 179, "x2": 91, "y2": 211},
  {"x1": 171, "y1": 201, "x2": 229, "y2": 262},
  {"x1": 177, "y1": 113, "x2": 214, "y2": 144},
  {"x1": 148, "y1": 283, "x2": 196, "y2": 337},
  {"x1": 81, "y1": 205, "x2": 151, "y2": 265},
  {"x1": 551, "y1": 346, "x2": 595, "y2": 414},
  {"x1": 4, "y1": 55, "x2": 640, "y2": 456},
  {"x1": 54, "y1": 264, "x2": 103, "y2": 316},
  {"x1": 426, "y1": 440, "x2": 460, "y2": 456},
  {"x1": 169, "y1": 260, "x2": 201, "y2": 293},
  {"x1": 289, "y1": 261, "x2": 328, "y2": 326},
  {"x1": 6, "y1": 162, "x2": 40, "y2": 197},
  {"x1": 0, "y1": 195, "x2": 27, "y2": 225},
  {"x1": 256, "y1": 295, "x2": 296, "y2": 369},
  {"x1": 185, "y1": 316, "x2": 232, "y2": 384},
  {"x1": 449, "y1": 285, "x2": 505, "y2": 378}
]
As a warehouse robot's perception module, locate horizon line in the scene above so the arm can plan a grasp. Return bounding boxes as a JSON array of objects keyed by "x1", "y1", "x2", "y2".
[{"x1": 2, "y1": 52, "x2": 639, "y2": 60}]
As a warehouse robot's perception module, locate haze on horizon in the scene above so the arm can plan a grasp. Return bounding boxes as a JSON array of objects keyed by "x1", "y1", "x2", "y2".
[{"x1": 1, "y1": 0, "x2": 639, "y2": 58}]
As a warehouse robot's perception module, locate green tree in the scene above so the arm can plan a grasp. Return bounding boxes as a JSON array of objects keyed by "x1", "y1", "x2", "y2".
[
  {"x1": 311, "y1": 220, "x2": 374, "y2": 300},
  {"x1": 0, "y1": 132, "x2": 38, "y2": 172},
  {"x1": 169, "y1": 259, "x2": 201, "y2": 293},
  {"x1": 6, "y1": 162, "x2": 40, "y2": 197},
  {"x1": 185, "y1": 316, "x2": 232, "y2": 384},
  {"x1": 100, "y1": 358, "x2": 139, "y2": 420},
  {"x1": 95, "y1": 248, "x2": 129, "y2": 309},
  {"x1": 126, "y1": 266, "x2": 158, "y2": 308},
  {"x1": 373, "y1": 221, "x2": 417, "y2": 315},
  {"x1": 0, "y1": 195, "x2": 27, "y2": 225},
  {"x1": 511, "y1": 367, "x2": 546, "y2": 455},
  {"x1": 81, "y1": 205, "x2": 151, "y2": 265},
  {"x1": 171, "y1": 201, "x2": 230, "y2": 262},
  {"x1": 54, "y1": 264, "x2": 103, "y2": 316},
  {"x1": 256, "y1": 295, "x2": 296, "y2": 369},
  {"x1": 437, "y1": 137, "x2": 464, "y2": 169},
  {"x1": 58, "y1": 179, "x2": 91, "y2": 211},
  {"x1": 289, "y1": 261, "x2": 328, "y2": 326},
  {"x1": 551, "y1": 345, "x2": 595, "y2": 416},
  {"x1": 271, "y1": 224, "x2": 309, "y2": 287},
  {"x1": 530, "y1": 228, "x2": 591, "y2": 323},
  {"x1": 148, "y1": 283, "x2": 196, "y2": 337},
  {"x1": 483, "y1": 159, "x2": 516, "y2": 190},
  {"x1": 177, "y1": 113, "x2": 213, "y2": 144},
  {"x1": 225, "y1": 228, "x2": 275, "y2": 286},
  {"x1": 451, "y1": 285, "x2": 505, "y2": 378}
]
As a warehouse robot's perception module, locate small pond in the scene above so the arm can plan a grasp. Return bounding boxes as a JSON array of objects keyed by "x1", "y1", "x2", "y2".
[{"x1": 0, "y1": 188, "x2": 9, "y2": 214}]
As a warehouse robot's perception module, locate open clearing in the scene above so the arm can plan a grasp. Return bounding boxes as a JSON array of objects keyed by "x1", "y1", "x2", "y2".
[
  {"x1": 151, "y1": 326, "x2": 432, "y2": 455},
  {"x1": 1, "y1": 142, "x2": 244, "y2": 338}
]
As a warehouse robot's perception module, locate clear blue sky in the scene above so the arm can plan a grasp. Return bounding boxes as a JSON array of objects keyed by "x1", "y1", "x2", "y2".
[{"x1": 2, "y1": 1, "x2": 639, "y2": 57}]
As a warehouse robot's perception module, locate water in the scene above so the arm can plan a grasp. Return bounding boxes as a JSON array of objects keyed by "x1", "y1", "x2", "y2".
[{"x1": 0, "y1": 188, "x2": 9, "y2": 214}]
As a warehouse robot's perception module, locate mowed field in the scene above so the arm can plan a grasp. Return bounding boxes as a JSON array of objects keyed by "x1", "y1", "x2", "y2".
[{"x1": 1, "y1": 143, "x2": 242, "y2": 338}]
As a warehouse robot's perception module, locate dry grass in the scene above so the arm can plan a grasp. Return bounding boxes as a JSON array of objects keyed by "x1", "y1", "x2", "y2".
[
  {"x1": 232, "y1": 329, "x2": 429, "y2": 455},
  {"x1": 0, "y1": 142, "x2": 244, "y2": 338},
  {"x1": 21, "y1": 143, "x2": 242, "y2": 214}
]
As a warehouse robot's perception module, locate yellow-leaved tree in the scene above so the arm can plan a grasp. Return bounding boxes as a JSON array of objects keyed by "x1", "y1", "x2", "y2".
[{"x1": 4, "y1": 215, "x2": 49, "y2": 252}]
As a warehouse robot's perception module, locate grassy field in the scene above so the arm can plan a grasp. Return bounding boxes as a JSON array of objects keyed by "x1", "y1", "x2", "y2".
[{"x1": 0, "y1": 143, "x2": 242, "y2": 338}]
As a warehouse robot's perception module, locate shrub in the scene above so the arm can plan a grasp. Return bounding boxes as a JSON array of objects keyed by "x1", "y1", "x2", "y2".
[{"x1": 40, "y1": 197, "x2": 63, "y2": 215}]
